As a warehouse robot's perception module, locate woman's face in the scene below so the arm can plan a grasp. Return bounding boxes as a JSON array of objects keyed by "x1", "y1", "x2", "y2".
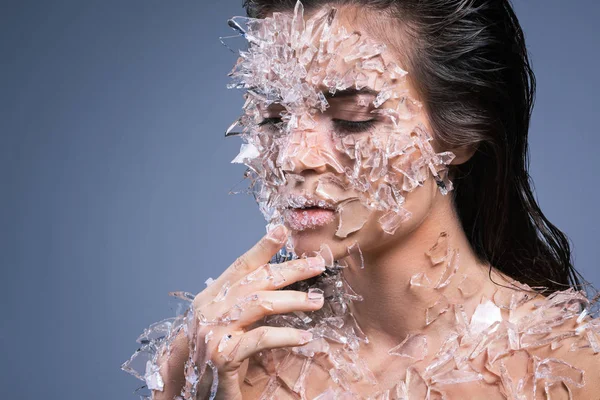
[{"x1": 229, "y1": 6, "x2": 455, "y2": 260}]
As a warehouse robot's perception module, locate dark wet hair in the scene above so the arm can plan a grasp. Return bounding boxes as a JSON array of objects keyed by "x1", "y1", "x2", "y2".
[{"x1": 243, "y1": 0, "x2": 582, "y2": 293}]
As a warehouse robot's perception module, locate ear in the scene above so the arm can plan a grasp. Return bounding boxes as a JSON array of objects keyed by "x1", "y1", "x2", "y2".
[{"x1": 449, "y1": 144, "x2": 477, "y2": 165}]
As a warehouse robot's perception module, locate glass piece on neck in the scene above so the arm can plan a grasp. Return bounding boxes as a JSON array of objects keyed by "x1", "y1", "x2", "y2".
[{"x1": 388, "y1": 333, "x2": 428, "y2": 361}]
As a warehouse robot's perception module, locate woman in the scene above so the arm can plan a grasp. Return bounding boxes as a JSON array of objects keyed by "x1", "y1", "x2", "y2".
[{"x1": 123, "y1": 1, "x2": 600, "y2": 398}]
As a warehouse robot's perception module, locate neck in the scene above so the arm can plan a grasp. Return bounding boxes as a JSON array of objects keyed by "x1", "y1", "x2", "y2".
[{"x1": 339, "y1": 197, "x2": 494, "y2": 349}]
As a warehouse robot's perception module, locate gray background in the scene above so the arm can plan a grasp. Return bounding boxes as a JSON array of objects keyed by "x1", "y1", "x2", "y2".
[{"x1": 1, "y1": 1, "x2": 598, "y2": 399}]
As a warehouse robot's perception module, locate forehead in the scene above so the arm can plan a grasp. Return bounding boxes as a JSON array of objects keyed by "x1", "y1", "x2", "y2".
[{"x1": 229, "y1": 5, "x2": 410, "y2": 112}]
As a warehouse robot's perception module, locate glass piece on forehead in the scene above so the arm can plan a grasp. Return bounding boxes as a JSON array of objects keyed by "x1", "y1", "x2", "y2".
[
  {"x1": 231, "y1": 143, "x2": 260, "y2": 164},
  {"x1": 425, "y1": 295, "x2": 450, "y2": 325},
  {"x1": 335, "y1": 199, "x2": 370, "y2": 238},
  {"x1": 386, "y1": 62, "x2": 408, "y2": 80},
  {"x1": 354, "y1": 71, "x2": 370, "y2": 90},
  {"x1": 290, "y1": 0, "x2": 306, "y2": 46},
  {"x1": 535, "y1": 358, "x2": 585, "y2": 388},
  {"x1": 425, "y1": 232, "x2": 450, "y2": 265},
  {"x1": 343, "y1": 42, "x2": 387, "y2": 62},
  {"x1": 373, "y1": 86, "x2": 393, "y2": 108},
  {"x1": 388, "y1": 333, "x2": 428, "y2": 361},
  {"x1": 435, "y1": 249, "x2": 460, "y2": 288},
  {"x1": 360, "y1": 55, "x2": 386, "y2": 73},
  {"x1": 379, "y1": 209, "x2": 412, "y2": 235},
  {"x1": 395, "y1": 96, "x2": 421, "y2": 120},
  {"x1": 431, "y1": 368, "x2": 484, "y2": 385}
]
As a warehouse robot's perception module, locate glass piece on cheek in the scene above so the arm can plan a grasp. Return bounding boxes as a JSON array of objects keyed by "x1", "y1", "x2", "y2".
[
  {"x1": 335, "y1": 199, "x2": 370, "y2": 238},
  {"x1": 426, "y1": 295, "x2": 450, "y2": 325},
  {"x1": 316, "y1": 175, "x2": 352, "y2": 203},
  {"x1": 378, "y1": 208, "x2": 412, "y2": 235},
  {"x1": 388, "y1": 333, "x2": 428, "y2": 361},
  {"x1": 425, "y1": 232, "x2": 450, "y2": 265}
]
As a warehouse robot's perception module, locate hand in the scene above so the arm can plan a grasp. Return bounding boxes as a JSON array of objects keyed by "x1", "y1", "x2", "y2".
[{"x1": 153, "y1": 225, "x2": 326, "y2": 400}]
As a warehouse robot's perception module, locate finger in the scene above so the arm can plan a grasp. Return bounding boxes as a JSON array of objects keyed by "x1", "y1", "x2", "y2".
[
  {"x1": 152, "y1": 330, "x2": 189, "y2": 400},
  {"x1": 215, "y1": 327, "x2": 313, "y2": 370},
  {"x1": 236, "y1": 256, "x2": 326, "y2": 291},
  {"x1": 207, "y1": 225, "x2": 289, "y2": 295},
  {"x1": 217, "y1": 290, "x2": 324, "y2": 328}
]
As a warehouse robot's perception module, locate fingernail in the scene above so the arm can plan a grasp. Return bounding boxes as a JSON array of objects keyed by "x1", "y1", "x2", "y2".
[
  {"x1": 299, "y1": 331, "x2": 313, "y2": 344},
  {"x1": 308, "y1": 288, "x2": 324, "y2": 302},
  {"x1": 267, "y1": 225, "x2": 287, "y2": 243},
  {"x1": 307, "y1": 256, "x2": 326, "y2": 271}
]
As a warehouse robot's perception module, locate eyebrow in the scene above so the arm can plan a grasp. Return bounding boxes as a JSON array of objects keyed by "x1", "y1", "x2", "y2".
[{"x1": 324, "y1": 87, "x2": 378, "y2": 99}]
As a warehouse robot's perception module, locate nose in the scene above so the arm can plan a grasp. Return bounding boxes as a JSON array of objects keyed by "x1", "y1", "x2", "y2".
[{"x1": 279, "y1": 129, "x2": 343, "y2": 175}]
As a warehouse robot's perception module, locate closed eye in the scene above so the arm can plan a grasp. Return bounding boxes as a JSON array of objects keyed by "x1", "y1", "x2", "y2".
[
  {"x1": 332, "y1": 118, "x2": 376, "y2": 134},
  {"x1": 258, "y1": 117, "x2": 283, "y2": 126}
]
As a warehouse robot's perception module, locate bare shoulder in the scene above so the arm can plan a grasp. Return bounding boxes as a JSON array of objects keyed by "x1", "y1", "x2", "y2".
[{"x1": 507, "y1": 289, "x2": 600, "y2": 398}]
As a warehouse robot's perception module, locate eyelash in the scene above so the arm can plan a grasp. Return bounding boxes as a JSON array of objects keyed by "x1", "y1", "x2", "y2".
[{"x1": 258, "y1": 117, "x2": 375, "y2": 134}]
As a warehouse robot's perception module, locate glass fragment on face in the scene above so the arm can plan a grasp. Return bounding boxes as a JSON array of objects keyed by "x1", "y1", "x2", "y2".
[{"x1": 225, "y1": 0, "x2": 456, "y2": 245}]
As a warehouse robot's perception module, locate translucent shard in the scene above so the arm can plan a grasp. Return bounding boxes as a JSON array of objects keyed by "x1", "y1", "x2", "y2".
[
  {"x1": 388, "y1": 333, "x2": 428, "y2": 361},
  {"x1": 425, "y1": 232, "x2": 450, "y2": 265},
  {"x1": 469, "y1": 299, "x2": 502, "y2": 335},
  {"x1": 535, "y1": 357, "x2": 585, "y2": 388},
  {"x1": 378, "y1": 208, "x2": 411, "y2": 235},
  {"x1": 335, "y1": 199, "x2": 370, "y2": 238},
  {"x1": 426, "y1": 295, "x2": 450, "y2": 325},
  {"x1": 431, "y1": 367, "x2": 483, "y2": 385},
  {"x1": 410, "y1": 272, "x2": 433, "y2": 288}
]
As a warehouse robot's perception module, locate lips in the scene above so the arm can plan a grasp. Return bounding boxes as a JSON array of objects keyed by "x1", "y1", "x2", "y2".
[
  {"x1": 283, "y1": 207, "x2": 336, "y2": 231},
  {"x1": 280, "y1": 194, "x2": 337, "y2": 230}
]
